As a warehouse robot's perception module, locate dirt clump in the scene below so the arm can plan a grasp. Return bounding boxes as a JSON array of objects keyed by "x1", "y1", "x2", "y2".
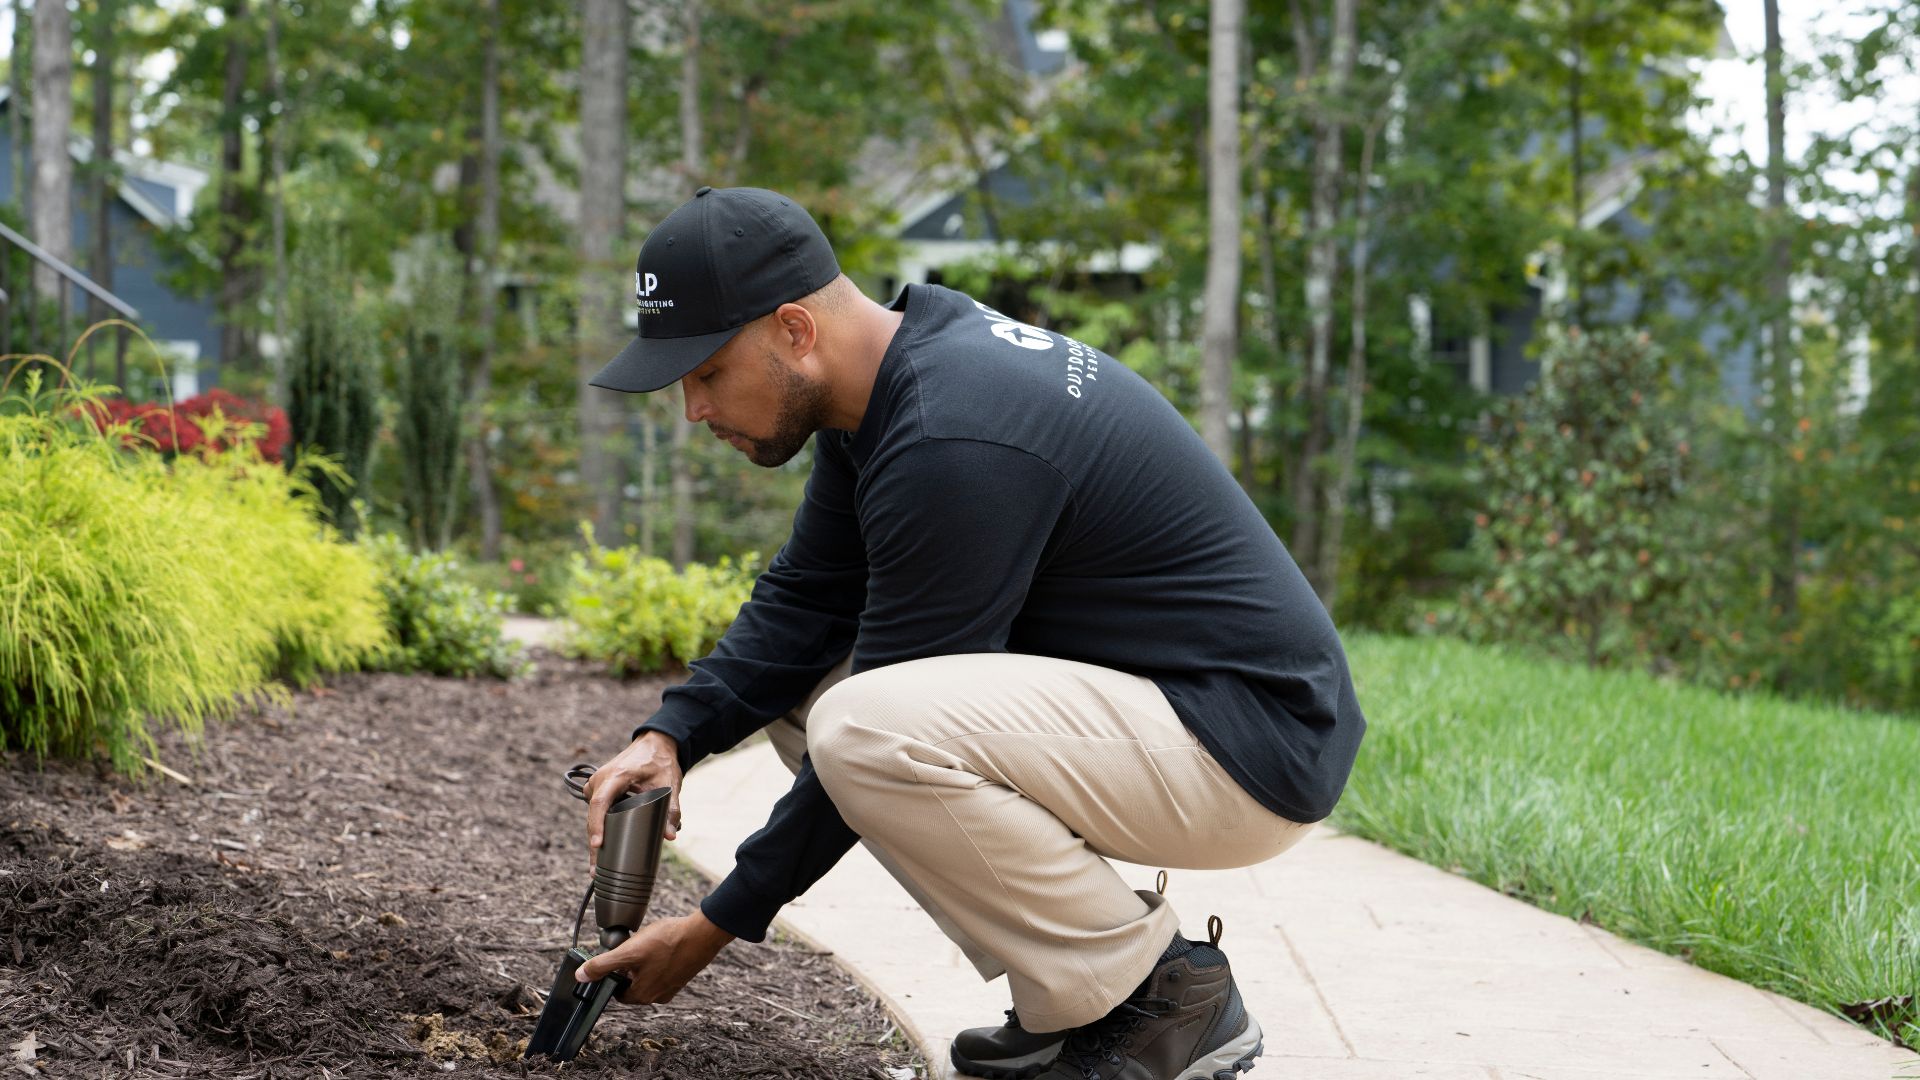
[{"x1": 402, "y1": 1012, "x2": 526, "y2": 1064}]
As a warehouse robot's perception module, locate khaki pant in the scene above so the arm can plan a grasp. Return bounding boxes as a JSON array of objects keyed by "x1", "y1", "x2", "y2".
[{"x1": 764, "y1": 652, "x2": 1315, "y2": 1033}]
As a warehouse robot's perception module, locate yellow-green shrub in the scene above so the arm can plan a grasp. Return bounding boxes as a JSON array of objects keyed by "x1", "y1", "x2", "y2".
[
  {"x1": 0, "y1": 374, "x2": 389, "y2": 775},
  {"x1": 559, "y1": 525, "x2": 759, "y2": 676}
]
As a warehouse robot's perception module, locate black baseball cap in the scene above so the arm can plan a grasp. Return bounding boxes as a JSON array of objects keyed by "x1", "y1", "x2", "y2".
[{"x1": 589, "y1": 185, "x2": 841, "y2": 394}]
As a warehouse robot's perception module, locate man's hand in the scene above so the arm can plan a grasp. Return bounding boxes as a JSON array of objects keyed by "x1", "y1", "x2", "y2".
[
  {"x1": 584, "y1": 731, "x2": 684, "y2": 872},
  {"x1": 573, "y1": 911, "x2": 735, "y2": 1005}
]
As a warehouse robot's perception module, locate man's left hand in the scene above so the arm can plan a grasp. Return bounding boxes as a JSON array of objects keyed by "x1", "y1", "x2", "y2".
[{"x1": 573, "y1": 910, "x2": 736, "y2": 1005}]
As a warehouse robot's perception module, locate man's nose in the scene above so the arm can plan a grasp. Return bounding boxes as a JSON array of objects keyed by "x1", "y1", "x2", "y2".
[{"x1": 680, "y1": 380, "x2": 709, "y2": 424}]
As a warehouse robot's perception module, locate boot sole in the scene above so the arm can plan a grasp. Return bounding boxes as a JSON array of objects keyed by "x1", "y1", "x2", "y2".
[
  {"x1": 1183, "y1": 1015, "x2": 1263, "y2": 1080},
  {"x1": 949, "y1": 1038, "x2": 1067, "y2": 1079}
]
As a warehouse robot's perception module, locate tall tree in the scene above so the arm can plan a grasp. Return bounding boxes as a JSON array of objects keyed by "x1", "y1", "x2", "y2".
[
  {"x1": 262, "y1": 0, "x2": 286, "y2": 404},
  {"x1": 88, "y1": 0, "x2": 116, "y2": 384},
  {"x1": 29, "y1": 0, "x2": 71, "y2": 306},
  {"x1": 1317, "y1": 109, "x2": 1384, "y2": 610},
  {"x1": 1762, "y1": 0, "x2": 1798, "y2": 665},
  {"x1": 215, "y1": 0, "x2": 252, "y2": 378},
  {"x1": 671, "y1": 0, "x2": 701, "y2": 567},
  {"x1": 1198, "y1": 0, "x2": 1243, "y2": 465},
  {"x1": 8, "y1": 0, "x2": 26, "y2": 219},
  {"x1": 464, "y1": 0, "x2": 504, "y2": 561},
  {"x1": 1565, "y1": 0, "x2": 1587, "y2": 324},
  {"x1": 577, "y1": 0, "x2": 628, "y2": 539},
  {"x1": 1288, "y1": 0, "x2": 1357, "y2": 602}
]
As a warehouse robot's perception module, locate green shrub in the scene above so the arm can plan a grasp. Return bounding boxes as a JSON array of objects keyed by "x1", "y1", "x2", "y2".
[
  {"x1": 364, "y1": 533, "x2": 527, "y2": 679},
  {"x1": 392, "y1": 313, "x2": 465, "y2": 552},
  {"x1": 457, "y1": 535, "x2": 577, "y2": 616},
  {"x1": 1443, "y1": 326, "x2": 1701, "y2": 668},
  {"x1": 286, "y1": 244, "x2": 380, "y2": 540},
  {"x1": 560, "y1": 525, "x2": 759, "y2": 676},
  {"x1": 0, "y1": 372, "x2": 389, "y2": 776}
]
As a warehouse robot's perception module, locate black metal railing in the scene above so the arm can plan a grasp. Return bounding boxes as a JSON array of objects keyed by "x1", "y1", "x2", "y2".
[{"x1": 0, "y1": 218, "x2": 141, "y2": 391}]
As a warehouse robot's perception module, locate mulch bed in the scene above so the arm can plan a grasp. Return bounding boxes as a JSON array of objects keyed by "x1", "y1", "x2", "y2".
[{"x1": 0, "y1": 652, "x2": 924, "y2": 1079}]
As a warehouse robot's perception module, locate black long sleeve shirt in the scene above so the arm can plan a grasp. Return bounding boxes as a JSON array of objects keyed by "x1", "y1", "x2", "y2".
[{"x1": 633, "y1": 283, "x2": 1367, "y2": 943}]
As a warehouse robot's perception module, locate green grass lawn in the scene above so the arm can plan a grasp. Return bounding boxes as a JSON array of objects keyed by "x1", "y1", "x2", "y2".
[{"x1": 1332, "y1": 632, "x2": 1920, "y2": 1049}]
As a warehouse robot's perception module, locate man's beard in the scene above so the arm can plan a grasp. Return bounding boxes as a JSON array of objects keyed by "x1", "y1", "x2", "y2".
[{"x1": 734, "y1": 351, "x2": 831, "y2": 468}]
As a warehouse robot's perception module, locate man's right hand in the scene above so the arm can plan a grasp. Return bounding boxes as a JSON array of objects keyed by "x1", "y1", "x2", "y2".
[{"x1": 583, "y1": 731, "x2": 684, "y2": 871}]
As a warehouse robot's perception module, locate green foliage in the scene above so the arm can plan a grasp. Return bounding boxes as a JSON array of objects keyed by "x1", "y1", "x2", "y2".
[
  {"x1": 1444, "y1": 327, "x2": 1699, "y2": 667},
  {"x1": 456, "y1": 535, "x2": 578, "y2": 617},
  {"x1": 0, "y1": 372, "x2": 388, "y2": 777},
  {"x1": 1338, "y1": 632, "x2": 1920, "y2": 1050},
  {"x1": 560, "y1": 524, "x2": 760, "y2": 676},
  {"x1": 286, "y1": 248, "x2": 380, "y2": 540},
  {"x1": 363, "y1": 533, "x2": 527, "y2": 680},
  {"x1": 391, "y1": 248, "x2": 467, "y2": 553}
]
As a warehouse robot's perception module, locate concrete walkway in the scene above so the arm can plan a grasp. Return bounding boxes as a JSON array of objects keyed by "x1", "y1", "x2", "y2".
[
  {"x1": 672, "y1": 740, "x2": 1917, "y2": 1080},
  {"x1": 502, "y1": 615, "x2": 565, "y2": 650}
]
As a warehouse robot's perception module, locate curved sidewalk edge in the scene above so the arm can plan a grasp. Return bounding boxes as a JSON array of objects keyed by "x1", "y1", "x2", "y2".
[
  {"x1": 502, "y1": 616, "x2": 566, "y2": 650},
  {"x1": 671, "y1": 741, "x2": 1916, "y2": 1080}
]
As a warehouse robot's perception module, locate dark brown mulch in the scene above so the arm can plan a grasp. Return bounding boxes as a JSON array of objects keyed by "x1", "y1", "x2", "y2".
[{"x1": 0, "y1": 652, "x2": 924, "y2": 1079}]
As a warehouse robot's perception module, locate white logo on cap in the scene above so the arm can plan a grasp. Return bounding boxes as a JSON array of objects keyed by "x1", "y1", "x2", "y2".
[{"x1": 635, "y1": 271, "x2": 659, "y2": 299}]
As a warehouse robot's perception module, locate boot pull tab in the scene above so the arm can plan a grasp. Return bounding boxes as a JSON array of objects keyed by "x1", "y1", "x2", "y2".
[
  {"x1": 1207, "y1": 915, "x2": 1224, "y2": 947},
  {"x1": 1155, "y1": 870, "x2": 1168, "y2": 897}
]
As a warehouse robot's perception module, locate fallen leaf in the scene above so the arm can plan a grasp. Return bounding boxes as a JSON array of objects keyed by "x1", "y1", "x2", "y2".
[
  {"x1": 9, "y1": 1032, "x2": 39, "y2": 1062},
  {"x1": 104, "y1": 831, "x2": 148, "y2": 852},
  {"x1": 139, "y1": 756, "x2": 194, "y2": 786},
  {"x1": 1841, "y1": 995, "x2": 1914, "y2": 1026}
]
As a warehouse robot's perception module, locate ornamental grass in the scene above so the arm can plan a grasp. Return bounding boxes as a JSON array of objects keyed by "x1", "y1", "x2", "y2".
[{"x1": 0, "y1": 368, "x2": 387, "y2": 776}]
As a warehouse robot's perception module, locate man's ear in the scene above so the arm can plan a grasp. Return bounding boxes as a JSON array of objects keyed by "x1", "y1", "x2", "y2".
[{"x1": 772, "y1": 302, "x2": 819, "y2": 362}]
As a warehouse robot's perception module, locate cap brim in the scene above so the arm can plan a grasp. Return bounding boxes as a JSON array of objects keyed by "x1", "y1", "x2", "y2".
[{"x1": 589, "y1": 323, "x2": 748, "y2": 393}]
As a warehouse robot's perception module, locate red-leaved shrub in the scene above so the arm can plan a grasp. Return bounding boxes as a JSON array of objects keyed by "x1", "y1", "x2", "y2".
[{"x1": 78, "y1": 390, "x2": 290, "y2": 462}]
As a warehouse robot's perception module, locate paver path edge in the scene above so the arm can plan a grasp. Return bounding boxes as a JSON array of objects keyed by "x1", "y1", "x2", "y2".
[{"x1": 667, "y1": 741, "x2": 1917, "y2": 1080}]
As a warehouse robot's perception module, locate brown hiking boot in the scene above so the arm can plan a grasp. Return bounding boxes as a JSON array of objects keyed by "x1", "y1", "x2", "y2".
[
  {"x1": 950, "y1": 1006, "x2": 1068, "y2": 1079},
  {"x1": 1035, "y1": 920, "x2": 1261, "y2": 1080}
]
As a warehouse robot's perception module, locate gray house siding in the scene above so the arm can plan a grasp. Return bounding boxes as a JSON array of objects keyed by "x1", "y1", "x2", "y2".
[{"x1": 0, "y1": 121, "x2": 222, "y2": 396}]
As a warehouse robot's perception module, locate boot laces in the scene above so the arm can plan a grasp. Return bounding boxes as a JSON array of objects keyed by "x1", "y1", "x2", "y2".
[{"x1": 1054, "y1": 996, "x2": 1175, "y2": 1078}]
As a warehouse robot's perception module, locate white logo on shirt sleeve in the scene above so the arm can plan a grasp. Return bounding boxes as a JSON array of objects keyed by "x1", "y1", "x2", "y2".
[
  {"x1": 972, "y1": 299, "x2": 1100, "y2": 398},
  {"x1": 973, "y1": 300, "x2": 1055, "y2": 351}
]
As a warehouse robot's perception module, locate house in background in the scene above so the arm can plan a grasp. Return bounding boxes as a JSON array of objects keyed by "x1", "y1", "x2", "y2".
[
  {"x1": 0, "y1": 88, "x2": 220, "y2": 401},
  {"x1": 895, "y1": 8, "x2": 1768, "y2": 416},
  {"x1": 870, "y1": 0, "x2": 1153, "y2": 310}
]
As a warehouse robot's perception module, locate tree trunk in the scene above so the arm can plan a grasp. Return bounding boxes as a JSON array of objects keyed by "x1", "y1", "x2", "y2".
[
  {"x1": 1316, "y1": 116, "x2": 1381, "y2": 614},
  {"x1": 1288, "y1": 0, "x2": 1354, "y2": 589},
  {"x1": 1198, "y1": 0, "x2": 1243, "y2": 465},
  {"x1": 671, "y1": 0, "x2": 701, "y2": 568},
  {"x1": 639, "y1": 409, "x2": 656, "y2": 555},
  {"x1": 264, "y1": 0, "x2": 287, "y2": 405},
  {"x1": 1567, "y1": 0, "x2": 1586, "y2": 326},
  {"x1": 1910, "y1": 102, "x2": 1920, "y2": 394},
  {"x1": 1763, "y1": 0, "x2": 1798, "y2": 668},
  {"x1": 465, "y1": 0, "x2": 504, "y2": 561},
  {"x1": 577, "y1": 0, "x2": 629, "y2": 541},
  {"x1": 1236, "y1": 402, "x2": 1255, "y2": 490},
  {"x1": 217, "y1": 0, "x2": 249, "y2": 380},
  {"x1": 9, "y1": 0, "x2": 26, "y2": 218},
  {"x1": 29, "y1": 0, "x2": 71, "y2": 306},
  {"x1": 1256, "y1": 183, "x2": 1291, "y2": 498},
  {"x1": 89, "y1": 0, "x2": 113, "y2": 384}
]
